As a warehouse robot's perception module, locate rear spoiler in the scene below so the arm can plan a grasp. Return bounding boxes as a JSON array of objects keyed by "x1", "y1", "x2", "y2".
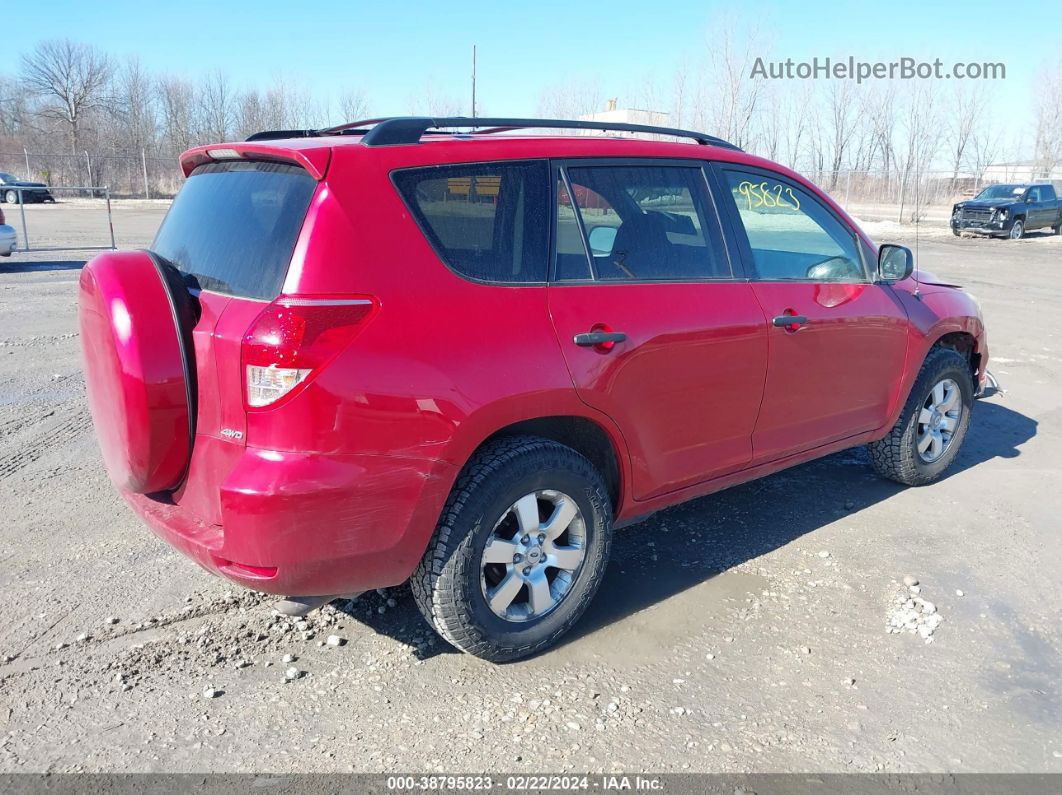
[{"x1": 179, "y1": 143, "x2": 331, "y2": 180}]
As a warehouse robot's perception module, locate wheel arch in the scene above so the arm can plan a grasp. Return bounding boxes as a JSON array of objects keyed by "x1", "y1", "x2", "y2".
[
  {"x1": 482, "y1": 416, "x2": 625, "y2": 512},
  {"x1": 931, "y1": 330, "x2": 981, "y2": 382}
]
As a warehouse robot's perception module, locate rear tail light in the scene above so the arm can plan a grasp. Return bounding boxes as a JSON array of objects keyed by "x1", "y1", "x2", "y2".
[{"x1": 241, "y1": 295, "x2": 377, "y2": 409}]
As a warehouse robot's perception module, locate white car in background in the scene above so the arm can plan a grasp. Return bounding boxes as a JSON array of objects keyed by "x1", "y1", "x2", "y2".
[{"x1": 0, "y1": 206, "x2": 16, "y2": 256}]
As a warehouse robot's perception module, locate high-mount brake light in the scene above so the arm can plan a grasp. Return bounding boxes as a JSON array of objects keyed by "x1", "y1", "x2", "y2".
[
  {"x1": 206, "y1": 148, "x2": 242, "y2": 160},
  {"x1": 242, "y1": 295, "x2": 377, "y2": 409}
]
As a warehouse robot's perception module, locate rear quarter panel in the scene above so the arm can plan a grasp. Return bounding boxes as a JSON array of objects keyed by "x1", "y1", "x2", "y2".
[{"x1": 255, "y1": 147, "x2": 632, "y2": 532}]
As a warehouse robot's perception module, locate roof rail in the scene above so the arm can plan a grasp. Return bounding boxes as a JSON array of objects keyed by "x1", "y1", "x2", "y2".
[{"x1": 247, "y1": 117, "x2": 741, "y2": 150}]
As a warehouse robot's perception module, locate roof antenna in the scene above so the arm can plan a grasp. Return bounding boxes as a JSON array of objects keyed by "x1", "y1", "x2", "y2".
[
  {"x1": 471, "y1": 45, "x2": 477, "y2": 122},
  {"x1": 913, "y1": 168, "x2": 922, "y2": 300}
]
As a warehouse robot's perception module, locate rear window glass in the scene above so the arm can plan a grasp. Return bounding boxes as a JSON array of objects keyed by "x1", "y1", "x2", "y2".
[
  {"x1": 392, "y1": 160, "x2": 549, "y2": 283},
  {"x1": 152, "y1": 161, "x2": 316, "y2": 300}
]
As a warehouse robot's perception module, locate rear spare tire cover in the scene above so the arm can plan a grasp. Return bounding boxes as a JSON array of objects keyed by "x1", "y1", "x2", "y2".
[{"x1": 78, "y1": 250, "x2": 196, "y2": 493}]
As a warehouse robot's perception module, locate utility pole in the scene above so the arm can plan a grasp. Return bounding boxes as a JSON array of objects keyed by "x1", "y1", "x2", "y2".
[
  {"x1": 142, "y1": 149, "x2": 150, "y2": 200},
  {"x1": 471, "y1": 45, "x2": 477, "y2": 120}
]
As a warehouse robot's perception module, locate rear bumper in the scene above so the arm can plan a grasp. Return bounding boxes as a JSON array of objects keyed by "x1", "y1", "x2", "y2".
[
  {"x1": 123, "y1": 443, "x2": 456, "y2": 596},
  {"x1": 0, "y1": 224, "x2": 15, "y2": 256}
]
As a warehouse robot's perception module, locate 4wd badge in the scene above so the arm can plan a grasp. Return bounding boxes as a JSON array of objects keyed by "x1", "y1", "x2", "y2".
[{"x1": 220, "y1": 428, "x2": 243, "y2": 440}]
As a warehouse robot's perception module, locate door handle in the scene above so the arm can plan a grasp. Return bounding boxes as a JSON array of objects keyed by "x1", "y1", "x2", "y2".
[
  {"x1": 574, "y1": 331, "x2": 627, "y2": 347},
  {"x1": 772, "y1": 314, "x2": 808, "y2": 328}
]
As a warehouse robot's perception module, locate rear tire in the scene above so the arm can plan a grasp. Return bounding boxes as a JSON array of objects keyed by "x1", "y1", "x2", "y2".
[
  {"x1": 411, "y1": 436, "x2": 613, "y2": 662},
  {"x1": 867, "y1": 347, "x2": 974, "y2": 486}
]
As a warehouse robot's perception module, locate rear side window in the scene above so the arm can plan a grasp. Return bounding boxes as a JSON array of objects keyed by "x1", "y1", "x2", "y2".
[
  {"x1": 153, "y1": 161, "x2": 317, "y2": 300},
  {"x1": 393, "y1": 160, "x2": 549, "y2": 283},
  {"x1": 562, "y1": 164, "x2": 730, "y2": 281}
]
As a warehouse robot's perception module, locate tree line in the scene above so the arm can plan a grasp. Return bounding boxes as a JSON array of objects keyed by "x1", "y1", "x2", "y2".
[{"x1": 1, "y1": 36, "x2": 1059, "y2": 205}]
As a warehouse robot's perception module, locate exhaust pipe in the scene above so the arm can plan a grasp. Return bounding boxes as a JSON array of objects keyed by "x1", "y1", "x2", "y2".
[{"x1": 273, "y1": 593, "x2": 363, "y2": 617}]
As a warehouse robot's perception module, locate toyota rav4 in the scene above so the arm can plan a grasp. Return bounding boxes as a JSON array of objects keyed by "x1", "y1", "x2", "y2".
[{"x1": 79, "y1": 117, "x2": 988, "y2": 661}]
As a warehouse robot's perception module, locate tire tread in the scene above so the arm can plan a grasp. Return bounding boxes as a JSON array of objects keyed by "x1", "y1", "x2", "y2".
[
  {"x1": 867, "y1": 347, "x2": 973, "y2": 486},
  {"x1": 410, "y1": 435, "x2": 611, "y2": 662}
]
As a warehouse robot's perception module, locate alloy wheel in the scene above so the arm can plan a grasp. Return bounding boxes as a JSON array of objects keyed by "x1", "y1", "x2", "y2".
[
  {"x1": 480, "y1": 489, "x2": 587, "y2": 622},
  {"x1": 917, "y1": 378, "x2": 962, "y2": 463}
]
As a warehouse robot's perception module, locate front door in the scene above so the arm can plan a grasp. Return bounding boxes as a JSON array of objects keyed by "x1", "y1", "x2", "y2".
[
  {"x1": 547, "y1": 161, "x2": 769, "y2": 500},
  {"x1": 713, "y1": 165, "x2": 910, "y2": 463}
]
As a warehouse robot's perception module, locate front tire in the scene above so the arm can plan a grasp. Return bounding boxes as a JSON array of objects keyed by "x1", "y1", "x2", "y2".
[
  {"x1": 3, "y1": 190, "x2": 17, "y2": 205},
  {"x1": 867, "y1": 347, "x2": 974, "y2": 486},
  {"x1": 1008, "y1": 219, "x2": 1024, "y2": 240},
  {"x1": 411, "y1": 436, "x2": 613, "y2": 662}
]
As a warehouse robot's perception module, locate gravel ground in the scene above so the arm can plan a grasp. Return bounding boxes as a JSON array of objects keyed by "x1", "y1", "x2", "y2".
[{"x1": 0, "y1": 203, "x2": 1059, "y2": 774}]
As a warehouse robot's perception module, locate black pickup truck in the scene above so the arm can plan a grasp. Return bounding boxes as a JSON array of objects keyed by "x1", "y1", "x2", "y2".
[{"x1": 951, "y1": 183, "x2": 1062, "y2": 239}]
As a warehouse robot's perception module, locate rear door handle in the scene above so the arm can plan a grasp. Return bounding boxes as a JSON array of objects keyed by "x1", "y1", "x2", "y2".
[
  {"x1": 772, "y1": 315, "x2": 808, "y2": 328},
  {"x1": 574, "y1": 331, "x2": 627, "y2": 347}
]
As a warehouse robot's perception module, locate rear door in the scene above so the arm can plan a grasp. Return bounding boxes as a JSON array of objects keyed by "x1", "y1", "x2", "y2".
[
  {"x1": 547, "y1": 160, "x2": 768, "y2": 500},
  {"x1": 711, "y1": 164, "x2": 909, "y2": 463},
  {"x1": 1026, "y1": 186, "x2": 1052, "y2": 229}
]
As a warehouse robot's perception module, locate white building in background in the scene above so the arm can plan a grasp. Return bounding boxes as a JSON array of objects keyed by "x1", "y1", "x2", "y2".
[
  {"x1": 577, "y1": 100, "x2": 670, "y2": 136},
  {"x1": 981, "y1": 160, "x2": 1062, "y2": 183}
]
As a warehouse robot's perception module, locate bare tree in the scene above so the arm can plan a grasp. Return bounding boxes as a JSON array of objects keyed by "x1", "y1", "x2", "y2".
[
  {"x1": 535, "y1": 78, "x2": 602, "y2": 120},
  {"x1": 671, "y1": 58, "x2": 692, "y2": 129},
  {"x1": 198, "y1": 70, "x2": 233, "y2": 142},
  {"x1": 338, "y1": 88, "x2": 369, "y2": 123},
  {"x1": 157, "y1": 75, "x2": 196, "y2": 156},
  {"x1": 704, "y1": 17, "x2": 765, "y2": 150},
  {"x1": 1033, "y1": 60, "x2": 1062, "y2": 175},
  {"x1": 824, "y1": 80, "x2": 858, "y2": 189},
  {"x1": 778, "y1": 83, "x2": 814, "y2": 171},
  {"x1": 968, "y1": 124, "x2": 1003, "y2": 188},
  {"x1": 895, "y1": 82, "x2": 941, "y2": 222},
  {"x1": 0, "y1": 75, "x2": 33, "y2": 138},
  {"x1": 114, "y1": 58, "x2": 156, "y2": 153},
  {"x1": 947, "y1": 83, "x2": 991, "y2": 182},
  {"x1": 861, "y1": 82, "x2": 898, "y2": 175},
  {"x1": 234, "y1": 89, "x2": 267, "y2": 140},
  {"x1": 20, "y1": 39, "x2": 113, "y2": 156},
  {"x1": 406, "y1": 80, "x2": 464, "y2": 117}
]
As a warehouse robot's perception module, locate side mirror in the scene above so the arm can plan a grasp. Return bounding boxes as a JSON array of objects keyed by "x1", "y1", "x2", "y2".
[
  {"x1": 878, "y1": 244, "x2": 914, "y2": 282},
  {"x1": 587, "y1": 225, "x2": 617, "y2": 256}
]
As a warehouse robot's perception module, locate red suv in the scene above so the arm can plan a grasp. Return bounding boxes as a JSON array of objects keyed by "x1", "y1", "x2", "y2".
[{"x1": 79, "y1": 117, "x2": 988, "y2": 661}]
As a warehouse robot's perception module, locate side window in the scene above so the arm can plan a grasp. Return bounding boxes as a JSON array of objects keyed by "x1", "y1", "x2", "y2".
[
  {"x1": 392, "y1": 160, "x2": 549, "y2": 283},
  {"x1": 555, "y1": 177, "x2": 592, "y2": 281},
  {"x1": 722, "y1": 169, "x2": 866, "y2": 282},
  {"x1": 1028, "y1": 186, "x2": 1043, "y2": 202},
  {"x1": 563, "y1": 165, "x2": 730, "y2": 281}
]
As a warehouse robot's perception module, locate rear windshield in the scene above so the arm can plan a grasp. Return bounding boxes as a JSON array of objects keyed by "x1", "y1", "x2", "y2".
[{"x1": 153, "y1": 161, "x2": 317, "y2": 300}]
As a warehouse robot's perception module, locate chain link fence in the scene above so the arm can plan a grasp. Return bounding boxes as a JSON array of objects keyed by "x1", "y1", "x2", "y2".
[
  {"x1": 803, "y1": 168, "x2": 1062, "y2": 223},
  {"x1": 3, "y1": 149, "x2": 1060, "y2": 224},
  {"x1": 0, "y1": 149, "x2": 183, "y2": 199}
]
